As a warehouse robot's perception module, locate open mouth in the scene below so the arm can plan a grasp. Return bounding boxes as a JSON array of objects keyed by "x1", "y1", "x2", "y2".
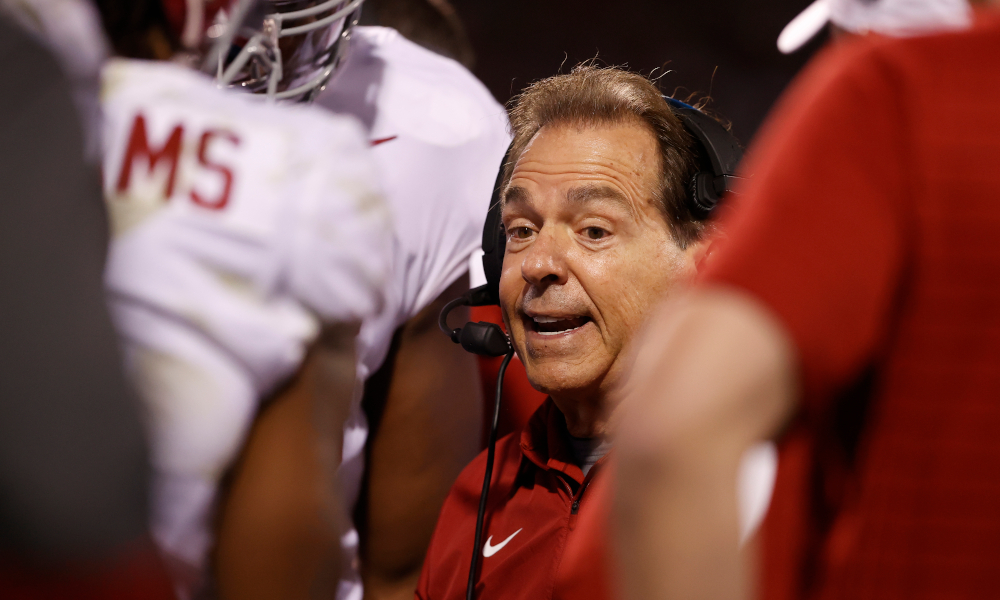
[{"x1": 531, "y1": 315, "x2": 592, "y2": 336}]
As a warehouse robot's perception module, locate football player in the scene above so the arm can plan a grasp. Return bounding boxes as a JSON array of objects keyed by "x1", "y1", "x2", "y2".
[
  {"x1": 206, "y1": 2, "x2": 511, "y2": 599},
  {"x1": 91, "y1": 0, "x2": 392, "y2": 597}
]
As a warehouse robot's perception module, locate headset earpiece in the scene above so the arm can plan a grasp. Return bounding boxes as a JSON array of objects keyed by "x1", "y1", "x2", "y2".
[
  {"x1": 479, "y1": 142, "x2": 512, "y2": 307},
  {"x1": 664, "y1": 97, "x2": 744, "y2": 219}
]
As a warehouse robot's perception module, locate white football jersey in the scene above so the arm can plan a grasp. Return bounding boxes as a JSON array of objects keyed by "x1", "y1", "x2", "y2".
[
  {"x1": 314, "y1": 26, "x2": 511, "y2": 600},
  {"x1": 101, "y1": 58, "x2": 391, "y2": 594}
]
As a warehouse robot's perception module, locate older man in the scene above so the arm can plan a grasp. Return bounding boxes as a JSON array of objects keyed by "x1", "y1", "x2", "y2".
[{"x1": 415, "y1": 65, "x2": 718, "y2": 600}]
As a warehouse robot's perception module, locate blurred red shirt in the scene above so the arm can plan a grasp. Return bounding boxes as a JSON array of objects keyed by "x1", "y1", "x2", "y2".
[{"x1": 702, "y1": 14, "x2": 1000, "y2": 600}]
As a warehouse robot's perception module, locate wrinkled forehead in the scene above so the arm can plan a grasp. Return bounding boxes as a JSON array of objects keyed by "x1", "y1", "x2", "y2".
[{"x1": 502, "y1": 120, "x2": 663, "y2": 214}]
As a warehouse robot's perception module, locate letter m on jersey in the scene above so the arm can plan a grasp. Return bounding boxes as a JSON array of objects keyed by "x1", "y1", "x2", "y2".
[{"x1": 116, "y1": 113, "x2": 183, "y2": 197}]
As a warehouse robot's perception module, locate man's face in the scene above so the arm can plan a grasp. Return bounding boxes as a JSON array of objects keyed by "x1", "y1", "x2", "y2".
[{"x1": 500, "y1": 121, "x2": 702, "y2": 406}]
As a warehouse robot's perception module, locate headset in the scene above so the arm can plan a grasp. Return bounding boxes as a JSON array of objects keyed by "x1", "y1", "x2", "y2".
[{"x1": 438, "y1": 97, "x2": 743, "y2": 600}]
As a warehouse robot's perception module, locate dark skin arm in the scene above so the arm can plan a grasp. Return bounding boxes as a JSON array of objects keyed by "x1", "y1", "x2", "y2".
[
  {"x1": 213, "y1": 324, "x2": 358, "y2": 600},
  {"x1": 359, "y1": 274, "x2": 483, "y2": 600}
]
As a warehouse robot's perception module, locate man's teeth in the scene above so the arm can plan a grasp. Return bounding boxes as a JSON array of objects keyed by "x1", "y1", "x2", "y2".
[{"x1": 531, "y1": 316, "x2": 590, "y2": 334}]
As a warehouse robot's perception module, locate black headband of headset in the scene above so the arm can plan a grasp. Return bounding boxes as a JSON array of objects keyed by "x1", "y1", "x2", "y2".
[{"x1": 473, "y1": 97, "x2": 743, "y2": 309}]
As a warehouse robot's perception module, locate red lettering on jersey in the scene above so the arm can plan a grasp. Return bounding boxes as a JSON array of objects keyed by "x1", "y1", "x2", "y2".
[
  {"x1": 115, "y1": 113, "x2": 183, "y2": 197},
  {"x1": 190, "y1": 129, "x2": 241, "y2": 210}
]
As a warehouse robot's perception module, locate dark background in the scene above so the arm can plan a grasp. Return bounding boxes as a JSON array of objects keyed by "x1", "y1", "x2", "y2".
[{"x1": 449, "y1": 0, "x2": 826, "y2": 146}]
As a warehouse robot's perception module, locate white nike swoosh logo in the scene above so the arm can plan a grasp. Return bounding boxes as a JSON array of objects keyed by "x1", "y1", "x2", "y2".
[{"x1": 482, "y1": 528, "x2": 523, "y2": 557}]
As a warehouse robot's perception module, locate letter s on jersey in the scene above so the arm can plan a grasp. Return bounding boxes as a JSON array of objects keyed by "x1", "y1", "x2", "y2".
[
  {"x1": 191, "y1": 129, "x2": 240, "y2": 210},
  {"x1": 116, "y1": 113, "x2": 241, "y2": 211}
]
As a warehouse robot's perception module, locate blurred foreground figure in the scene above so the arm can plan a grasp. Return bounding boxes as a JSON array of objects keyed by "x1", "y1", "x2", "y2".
[
  {"x1": 212, "y1": 3, "x2": 509, "y2": 600},
  {"x1": 0, "y1": 14, "x2": 173, "y2": 600},
  {"x1": 92, "y1": 0, "x2": 392, "y2": 597},
  {"x1": 614, "y1": 3, "x2": 1000, "y2": 600}
]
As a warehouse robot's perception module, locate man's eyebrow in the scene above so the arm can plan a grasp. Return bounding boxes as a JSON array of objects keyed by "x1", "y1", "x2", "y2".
[
  {"x1": 503, "y1": 185, "x2": 530, "y2": 207},
  {"x1": 567, "y1": 184, "x2": 638, "y2": 216}
]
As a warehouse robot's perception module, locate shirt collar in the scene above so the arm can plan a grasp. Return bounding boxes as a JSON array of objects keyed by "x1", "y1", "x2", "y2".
[{"x1": 519, "y1": 398, "x2": 587, "y2": 486}]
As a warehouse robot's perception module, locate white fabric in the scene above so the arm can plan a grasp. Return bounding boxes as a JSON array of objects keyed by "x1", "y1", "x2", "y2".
[
  {"x1": 469, "y1": 248, "x2": 488, "y2": 289},
  {"x1": 778, "y1": 0, "x2": 834, "y2": 54},
  {"x1": 778, "y1": 0, "x2": 972, "y2": 53},
  {"x1": 101, "y1": 58, "x2": 391, "y2": 594},
  {"x1": 314, "y1": 26, "x2": 511, "y2": 600},
  {"x1": 737, "y1": 442, "x2": 778, "y2": 544},
  {"x1": 831, "y1": 0, "x2": 971, "y2": 35}
]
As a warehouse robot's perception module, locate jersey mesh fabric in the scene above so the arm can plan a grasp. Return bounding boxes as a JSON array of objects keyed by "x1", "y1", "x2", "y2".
[{"x1": 702, "y1": 16, "x2": 1000, "y2": 600}]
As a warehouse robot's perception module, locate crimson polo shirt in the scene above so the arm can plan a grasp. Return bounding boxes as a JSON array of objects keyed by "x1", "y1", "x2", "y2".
[
  {"x1": 701, "y1": 14, "x2": 1000, "y2": 600},
  {"x1": 416, "y1": 399, "x2": 613, "y2": 600}
]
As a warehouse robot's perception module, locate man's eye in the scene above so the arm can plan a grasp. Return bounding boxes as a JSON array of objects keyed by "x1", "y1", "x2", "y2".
[
  {"x1": 584, "y1": 227, "x2": 608, "y2": 240},
  {"x1": 509, "y1": 226, "x2": 534, "y2": 240}
]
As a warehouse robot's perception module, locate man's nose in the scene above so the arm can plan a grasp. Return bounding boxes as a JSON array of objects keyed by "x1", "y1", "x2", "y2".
[{"x1": 520, "y1": 227, "x2": 569, "y2": 287}]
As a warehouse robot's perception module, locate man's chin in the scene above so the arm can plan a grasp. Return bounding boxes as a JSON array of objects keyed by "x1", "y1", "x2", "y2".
[
  {"x1": 519, "y1": 358, "x2": 608, "y2": 400},
  {"x1": 510, "y1": 320, "x2": 609, "y2": 392}
]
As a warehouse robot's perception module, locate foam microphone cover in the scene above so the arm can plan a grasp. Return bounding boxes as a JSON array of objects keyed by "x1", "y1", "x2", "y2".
[{"x1": 459, "y1": 322, "x2": 511, "y2": 357}]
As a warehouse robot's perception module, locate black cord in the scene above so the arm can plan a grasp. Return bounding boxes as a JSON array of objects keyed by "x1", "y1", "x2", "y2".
[
  {"x1": 466, "y1": 349, "x2": 515, "y2": 600},
  {"x1": 439, "y1": 294, "x2": 469, "y2": 342}
]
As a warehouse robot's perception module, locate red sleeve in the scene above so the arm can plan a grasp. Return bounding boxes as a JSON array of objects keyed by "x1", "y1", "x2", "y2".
[{"x1": 702, "y1": 39, "x2": 911, "y2": 406}]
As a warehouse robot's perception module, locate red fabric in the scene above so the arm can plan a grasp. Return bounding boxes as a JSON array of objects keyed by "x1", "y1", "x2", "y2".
[
  {"x1": 159, "y1": 0, "x2": 188, "y2": 40},
  {"x1": 0, "y1": 539, "x2": 176, "y2": 600},
  {"x1": 471, "y1": 305, "x2": 548, "y2": 445},
  {"x1": 552, "y1": 466, "x2": 614, "y2": 600},
  {"x1": 416, "y1": 399, "x2": 611, "y2": 600},
  {"x1": 703, "y1": 15, "x2": 1000, "y2": 600}
]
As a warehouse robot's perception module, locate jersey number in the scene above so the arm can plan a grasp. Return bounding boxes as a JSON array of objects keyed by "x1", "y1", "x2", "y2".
[{"x1": 115, "y1": 113, "x2": 241, "y2": 210}]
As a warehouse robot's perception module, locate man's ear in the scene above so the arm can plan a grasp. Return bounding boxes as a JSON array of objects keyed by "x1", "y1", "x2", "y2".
[{"x1": 686, "y1": 229, "x2": 721, "y2": 274}]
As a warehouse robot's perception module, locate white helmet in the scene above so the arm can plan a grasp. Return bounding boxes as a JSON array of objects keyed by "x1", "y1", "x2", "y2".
[{"x1": 212, "y1": 0, "x2": 365, "y2": 102}]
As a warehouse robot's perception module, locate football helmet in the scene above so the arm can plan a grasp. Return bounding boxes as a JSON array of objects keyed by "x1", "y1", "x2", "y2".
[
  {"x1": 214, "y1": 0, "x2": 364, "y2": 102},
  {"x1": 163, "y1": 0, "x2": 363, "y2": 102}
]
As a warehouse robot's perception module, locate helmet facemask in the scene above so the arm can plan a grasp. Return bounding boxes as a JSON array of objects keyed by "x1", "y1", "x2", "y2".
[{"x1": 215, "y1": 0, "x2": 364, "y2": 102}]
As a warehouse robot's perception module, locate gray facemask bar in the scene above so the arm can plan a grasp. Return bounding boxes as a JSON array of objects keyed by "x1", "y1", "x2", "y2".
[
  {"x1": 200, "y1": 0, "x2": 265, "y2": 74},
  {"x1": 216, "y1": 0, "x2": 365, "y2": 102}
]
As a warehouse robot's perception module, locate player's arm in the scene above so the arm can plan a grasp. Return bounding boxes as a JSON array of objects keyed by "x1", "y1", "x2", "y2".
[
  {"x1": 612, "y1": 288, "x2": 797, "y2": 600},
  {"x1": 359, "y1": 274, "x2": 483, "y2": 600},
  {"x1": 214, "y1": 323, "x2": 359, "y2": 600}
]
